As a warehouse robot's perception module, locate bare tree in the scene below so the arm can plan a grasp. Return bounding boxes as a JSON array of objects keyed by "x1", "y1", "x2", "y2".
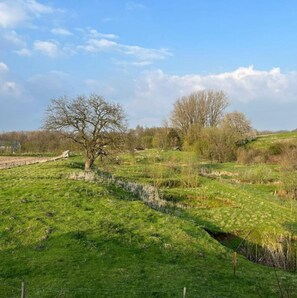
[
  {"x1": 170, "y1": 90, "x2": 229, "y2": 138},
  {"x1": 206, "y1": 90, "x2": 229, "y2": 127},
  {"x1": 43, "y1": 94, "x2": 127, "y2": 171}
]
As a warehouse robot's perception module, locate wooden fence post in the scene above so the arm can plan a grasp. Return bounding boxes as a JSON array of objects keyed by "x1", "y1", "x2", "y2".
[
  {"x1": 183, "y1": 287, "x2": 187, "y2": 298},
  {"x1": 21, "y1": 281, "x2": 26, "y2": 298},
  {"x1": 233, "y1": 252, "x2": 237, "y2": 276}
]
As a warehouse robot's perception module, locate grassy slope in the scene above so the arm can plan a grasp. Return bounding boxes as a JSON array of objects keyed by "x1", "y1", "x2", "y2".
[
  {"x1": 109, "y1": 151, "x2": 297, "y2": 242},
  {"x1": 249, "y1": 131, "x2": 297, "y2": 149},
  {"x1": 1, "y1": 158, "x2": 297, "y2": 297}
]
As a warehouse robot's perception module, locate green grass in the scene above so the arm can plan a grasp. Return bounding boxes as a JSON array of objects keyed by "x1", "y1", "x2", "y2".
[
  {"x1": 106, "y1": 151, "x2": 297, "y2": 245},
  {"x1": 249, "y1": 131, "x2": 297, "y2": 150},
  {"x1": 1, "y1": 157, "x2": 297, "y2": 297}
]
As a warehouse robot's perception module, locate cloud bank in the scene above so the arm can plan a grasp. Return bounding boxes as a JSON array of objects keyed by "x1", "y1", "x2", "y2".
[
  {"x1": 0, "y1": 0, "x2": 53, "y2": 28},
  {"x1": 110, "y1": 66, "x2": 297, "y2": 129}
]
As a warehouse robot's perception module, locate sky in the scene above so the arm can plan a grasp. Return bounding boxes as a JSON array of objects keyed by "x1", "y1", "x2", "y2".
[{"x1": 1, "y1": 0, "x2": 297, "y2": 131}]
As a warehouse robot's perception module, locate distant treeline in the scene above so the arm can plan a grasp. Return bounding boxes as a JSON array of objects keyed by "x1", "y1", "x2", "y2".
[
  {"x1": 0, "y1": 127, "x2": 179, "y2": 154},
  {"x1": 0, "y1": 131, "x2": 79, "y2": 154}
]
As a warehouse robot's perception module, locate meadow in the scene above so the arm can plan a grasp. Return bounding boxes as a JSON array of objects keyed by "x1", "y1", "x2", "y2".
[
  {"x1": 1, "y1": 144, "x2": 297, "y2": 297},
  {"x1": 104, "y1": 150, "x2": 297, "y2": 253}
]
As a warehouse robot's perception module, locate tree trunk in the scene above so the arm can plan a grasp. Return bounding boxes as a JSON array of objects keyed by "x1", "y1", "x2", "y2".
[{"x1": 85, "y1": 158, "x2": 94, "y2": 171}]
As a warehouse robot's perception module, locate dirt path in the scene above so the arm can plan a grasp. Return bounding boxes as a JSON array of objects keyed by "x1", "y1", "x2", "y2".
[{"x1": 0, "y1": 152, "x2": 69, "y2": 169}]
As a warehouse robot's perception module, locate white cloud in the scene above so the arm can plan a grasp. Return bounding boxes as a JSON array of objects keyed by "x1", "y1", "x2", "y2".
[
  {"x1": 126, "y1": 1, "x2": 146, "y2": 10},
  {"x1": 51, "y1": 27, "x2": 73, "y2": 36},
  {"x1": 0, "y1": 62, "x2": 9, "y2": 72},
  {"x1": 79, "y1": 36, "x2": 172, "y2": 63},
  {"x1": 26, "y1": 0, "x2": 53, "y2": 15},
  {"x1": 132, "y1": 66, "x2": 295, "y2": 105},
  {"x1": 0, "y1": 62, "x2": 23, "y2": 100},
  {"x1": 81, "y1": 38, "x2": 118, "y2": 52},
  {"x1": 3, "y1": 30, "x2": 26, "y2": 46},
  {"x1": 34, "y1": 40, "x2": 59, "y2": 57},
  {"x1": 88, "y1": 29, "x2": 118, "y2": 39},
  {"x1": 110, "y1": 66, "x2": 297, "y2": 128},
  {"x1": 2, "y1": 81, "x2": 18, "y2": 92},
  {"x1": 120, "y1": 45, "x2": 171, "y2": 61},
  {"x1": 85, "y1": 79, "x2": 117, "y2": 97},
  {"x1": 14, "y1": 48, "x2": 32, "y2": 56},
  {"x1": 0, "y1": 2, "x2": 27, "y2": 28},
  {"x1": 115, "y1": 60, "x2": 153, "y2": 67},
  {"x1": 0, "y1": 0, "x2": 54, "y2": 28},
  {"x1": 75, "y1": 27, "x2": 171, "y2": 63}
]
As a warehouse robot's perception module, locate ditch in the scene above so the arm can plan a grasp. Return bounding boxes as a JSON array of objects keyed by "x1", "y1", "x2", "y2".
[{"x1": 205, "y1": 229, "x2": 297, "y2": 272}]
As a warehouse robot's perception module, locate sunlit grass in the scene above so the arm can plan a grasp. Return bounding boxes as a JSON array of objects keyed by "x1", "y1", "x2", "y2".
[{"x1": 1, "y1": 157, "x2": 297, "y2": 297}]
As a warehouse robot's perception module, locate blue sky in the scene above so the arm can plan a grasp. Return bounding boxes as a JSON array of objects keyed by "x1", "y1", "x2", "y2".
[{"x1": 1, "y1": 0, "x2": 297, "y2": 131}]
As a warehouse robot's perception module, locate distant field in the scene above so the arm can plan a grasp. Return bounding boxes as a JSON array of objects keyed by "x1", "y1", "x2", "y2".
[
  {"x1": 0, "y1": 156, "x2": 49, "y2": 169},
  {"x1": 249, "y1": 131, "x2": 297, "y2": 149}
]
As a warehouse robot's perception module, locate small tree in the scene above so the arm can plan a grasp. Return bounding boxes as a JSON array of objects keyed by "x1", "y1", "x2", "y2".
[{"x1": 44, "y1": 94, "x2": 127, "y2": 171}]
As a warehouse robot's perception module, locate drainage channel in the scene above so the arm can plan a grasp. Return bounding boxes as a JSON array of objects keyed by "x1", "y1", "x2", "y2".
[{"x1": 204, "y1": 228, "x2": 297, "y2": 272}]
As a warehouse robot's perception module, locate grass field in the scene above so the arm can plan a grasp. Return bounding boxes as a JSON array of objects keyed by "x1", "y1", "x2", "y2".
[
  {"x1": 102, "y1": 149, "x2": 297, "y2": 270},
  {"x1": 249, "y1": 131, "x2": 297, "y2": 150},
  {"x1": 1, "y1": 156, "x2": 297, "y2": 297}
]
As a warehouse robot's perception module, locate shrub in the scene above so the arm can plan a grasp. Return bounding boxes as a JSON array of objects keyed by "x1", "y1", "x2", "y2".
[
  {"x1": 279, "y1": 148, "x2": 297, "y2": 172},
  {"x1": 268, "y1": 142, "x2": 285, "y2": 155},
  {"x1": 236, "y1": 148, "x2": 268, "y2": 164}
]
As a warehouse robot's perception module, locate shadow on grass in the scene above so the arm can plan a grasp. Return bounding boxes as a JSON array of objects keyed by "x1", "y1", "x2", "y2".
[
  {"x1": 68, "y1": 161, "x2": 85, "y2": 170},
  {"x1": 0, "y1": 228, "x2": 235, "y2": 298},
  {"x1": 109, "y1": 180, "x2": 297, "y2": 274},
  {"x1": 1, "y1": 227, "x2": 294, "y2": 298}
]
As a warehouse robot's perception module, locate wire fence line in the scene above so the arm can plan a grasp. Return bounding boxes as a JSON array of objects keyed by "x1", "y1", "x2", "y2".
[{"x1": 5, "y1": 282, "x2": 191, "y2": 298}]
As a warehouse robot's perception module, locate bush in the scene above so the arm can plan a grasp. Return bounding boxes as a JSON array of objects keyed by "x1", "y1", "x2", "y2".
[
  {"x1": 195, "y1": 127, "x2": 237, "y2": 162},
  {"x1": 236, "y1": 148, "x2": 268, "y2": 164},
  {"x1": 279, "y1": 148, "x2": 297, "y2": 172},
  {"x1": 268, "y1": 142, "x2": 285, "y2": 155}
]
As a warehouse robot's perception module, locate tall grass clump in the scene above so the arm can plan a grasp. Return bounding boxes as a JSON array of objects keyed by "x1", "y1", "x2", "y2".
[
  {"x1": 179, "y1": 154, "x2": 201, "y2": 188},
  {"x1": 239, "y1": 232, "x2": 297, "y2": 271},
  {"x1": 279, "y1": 172, "x2": 297, "y2": 200},
  {"x1": 241, "y1": 164, "x2": 275, "y2": 184}
]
